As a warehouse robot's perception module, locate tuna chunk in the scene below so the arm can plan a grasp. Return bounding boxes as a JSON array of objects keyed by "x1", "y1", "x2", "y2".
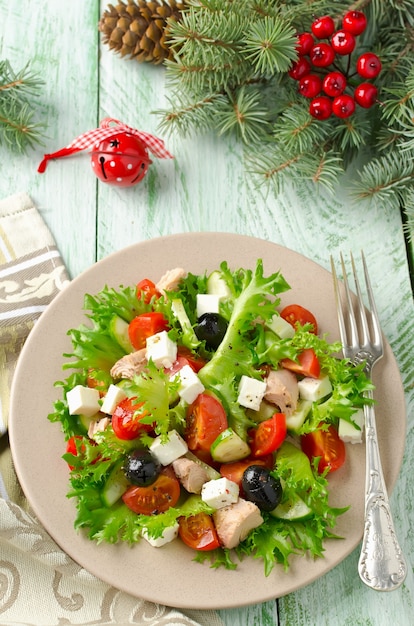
[
  {"x1": 110, "y1": 348, "x2": 147, "y2": 380},
  {"x1": 264, "y1": 368, "x2": 299, "y2": 416},
  {"x1": 172, "y1": 457, "x2": 209, "y2": 494},
  {"x1": 213, "y1": 498, "x2": 263, "y2": 549},
  {"x1": 88, "y1": 416, "x2": 111, "y2": 440},
  {"x1": 156, "y1": 268, "x2": 187, "y2": 295}
]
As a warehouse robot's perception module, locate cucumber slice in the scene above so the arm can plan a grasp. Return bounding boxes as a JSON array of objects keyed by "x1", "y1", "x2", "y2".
[
  {"x1": 184, "y1": 450, "x2": 221, "y2": 481},
  {"x1": 210, "y1": 428, "x2": 250, "y2": 463},
  {"x1": 266, "y1": 314, "x2": 295, "y2": 339},
  {"x1": 76, "y1": 412, "x2": 99, "y2": 435},
  {"x1": 270, "y1": 493, "x2": 312, "y2": 521},
  {"x1": 285, "y1": 400, "x2": 312, "y2": 433},
  {"x1": 171, "y1": 299, "x2": 200, "y2": 347},
  {"x1": 206, "y1": 271, "x2": 231, "y2": 298},
  {"x1": 109, "y1": 315, "x2": 134, "y2": 353},
  {"x1": 101, "y1": 460, "x2": 129, "y2": 507},
  {"x1": 276, "y1": 441, "x2": 315, "y2": 484}
]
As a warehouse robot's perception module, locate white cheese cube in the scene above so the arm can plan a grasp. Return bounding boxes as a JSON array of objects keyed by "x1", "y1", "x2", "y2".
[
  {"x1": 196, "y1": 293, "x2": 220, "y2": 318},
  {"x1": 267, "y1": 314, "x2": 295, "y2": 339},
  {"x1": 100, "y1": 384, "x2": 128, "y2": 415},
  {"x1": 145, "y1": 331, "x2": 177, "y2": 368},
  {"x1": 142, "y1": 522, "x2": 179, "y2": 547},
  {"x1": 66, "y1": 385, "x2": 101, "y2": 417},
  {"x1": 201, "y1": 477, "x2": 239, "y2": 509},
  {"x1": 338, "y1": 408, "x2": 365, "y2": 444},
  {"x1": 173, "y1": 364, "x2": 205, "y2": 404},
  {"x1": 237, "y1": 375, "x2": 267, "y2": 411},
  {"x1": 298, "y1": 375, "x2": 332, "y2": 402},
  {"x1": 149, "y1": 429, "x2": 188, "y2": 465}
]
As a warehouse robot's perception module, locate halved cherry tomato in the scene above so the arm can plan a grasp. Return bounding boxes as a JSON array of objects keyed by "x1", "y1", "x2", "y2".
[
  {"x1": 65, "y1": 435, "x2": 85, "y2": 470},
  {"x1": 166, "y1": 347, "x2": 207, "y2": 376},
  {"x1": 280, "y1": 304, "x2": 318, "y2": 334},
  {"x1": 301, "y1": 424, "x2": 346, "y2": 473},
  {"x1": 112, "y1": 397, "x2": 153, "y2": 440},
  {"x1": 185, "y1": 392, "x2": 228, "y2": 453},
  {"x1": 250, "y1": 413, "x2": 287, "y2": 457},
  {"x1": 128, "y1": 312, "x2": 169, "y2": 350},
  {"x1": 122, "y1": 467, "x2": 181, "y2": 515},
  {"x1": 281, "y1": 347, "x2": 321, "y2": 378},
  {"x1": 136, "y1": 278, "x2": 161, "y2": 304},
  {"x1": 178, "y1": 513, "x2": 220, "y2": 551},
  {"x1": 219, "y1": 458, "x2": 270, "y2": 490}
]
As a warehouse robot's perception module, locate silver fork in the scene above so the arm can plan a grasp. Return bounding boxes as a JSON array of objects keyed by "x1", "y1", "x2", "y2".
[{"x1": 331, "y1": 252, "x2": 407, "y2": 592}]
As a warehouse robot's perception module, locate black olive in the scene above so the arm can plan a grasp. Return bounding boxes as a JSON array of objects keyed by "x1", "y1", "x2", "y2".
[
  {"x1": 194, "y1": 312, "x2": 228, "y2": 350},
  {"x1": 124, "y1": 449, "x2": 161, "y2": 487},
  {"x1": 241, "y1": 465, "x2": 283, "y2": 512}
]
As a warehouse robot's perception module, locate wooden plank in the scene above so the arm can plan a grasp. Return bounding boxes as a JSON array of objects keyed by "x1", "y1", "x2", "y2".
[{"x1": 0, "y1": 0, "x2": 99, "y2": 277}]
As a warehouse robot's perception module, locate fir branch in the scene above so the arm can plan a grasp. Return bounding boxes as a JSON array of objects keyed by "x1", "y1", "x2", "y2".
[
  {"x1": 402, "y1": 189, "x2": 414, "y2": 239},
  {"x1": 352, "y1": 150, "x2": 414, "y2": 210},
  {"x1": 0, "y1": 60, "x2": 46, "y2": 152},
  {"x1": 243, "y1": 16, "x2": 298, "y2": 76},
  {"x1": 216, "y1": 86, "x2": 271, "y2": 142},
  {"x1": 155, "y1": 93, "x2": 228, "y2": 137}
]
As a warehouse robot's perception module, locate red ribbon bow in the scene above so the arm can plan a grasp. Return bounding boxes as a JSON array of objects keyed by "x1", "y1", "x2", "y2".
[{"x1": 38, "y1": 118, "x2": 173, "y2": 173}]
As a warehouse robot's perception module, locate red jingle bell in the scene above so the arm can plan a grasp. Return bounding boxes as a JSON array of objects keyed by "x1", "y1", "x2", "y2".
[
  {"x1": 37, "y1": 118, "x2": 173, "y2": 187},
  {"x1": 91, "y1": 133, "x2": 151, "y2": 187}
]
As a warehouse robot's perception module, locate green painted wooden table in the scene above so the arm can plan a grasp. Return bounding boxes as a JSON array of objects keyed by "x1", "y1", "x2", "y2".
[{"x1": 1, "y1": 2, "x2": 413, "y2": 625}]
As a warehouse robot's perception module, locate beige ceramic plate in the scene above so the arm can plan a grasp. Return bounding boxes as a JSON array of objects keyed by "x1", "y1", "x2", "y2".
[{"x1": 10, "y1": 233, "x2": 406, "y2": 610}]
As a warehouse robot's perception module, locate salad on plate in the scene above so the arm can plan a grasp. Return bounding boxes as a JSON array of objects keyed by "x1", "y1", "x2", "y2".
[{"x1": 49, "y1": 259, "x2": 372, "y2": 575}]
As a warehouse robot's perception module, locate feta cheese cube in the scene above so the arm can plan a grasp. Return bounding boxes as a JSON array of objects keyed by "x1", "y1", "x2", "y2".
[
  {"x1": 196, "y1": 293, "x2": 220, "y2": 318},
  {"x1": 173, "y1": 364, "x2": 205, "y2": 404},
  {"x1": 142, "y1": 522, "x2": 179, "y2": 547},
  {"x1": 338, "y1": 408, "x2": 365, "y2": 444},
  {"x1": 149, "y1": 429, "x2": 188, "y2": 465},
  {"x1": 145, "y1": 331, "x2": 177, "y2": 368},
  {"x1": 298, "y1": 375, "x2": 332, "y2": 402},
  {"x1": 66, "y1": 385, "x2": 101, "y2": 417},
  {"x1": 237, "y1": 375, "x2": 267, "y2": 411},
  {"x1": 100, "y1": 384, "x2": 127, "y2": 415},
  {"x1": 201, "y1": 477, "x2": 239, "y2": 509},
  {"x1": 267, "y1": 314, "x2": 295, "y2": 339}
]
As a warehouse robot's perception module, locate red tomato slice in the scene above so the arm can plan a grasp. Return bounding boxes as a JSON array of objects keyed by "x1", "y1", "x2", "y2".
[
  {"x1": 166, "y1": 348, "x2": 207, "y2": 376},
  {"x1": 301, "y1": 424, "x2": 346, "y2": 473},
  {"x1": 128, "y1": 312, "x2": 169, "y2": 350},
  {"x1": 280, "y1": 304, "x2": 318, "y2": 334},
  {"x1": 281, "y1": 347, "x2": 321, "y2": 378},
  {"x1": 219, "y1": 458, "x2": 271, "y2": 489},
  {"x1": 250, "y1": 413, "x2": 287, "y2": 457},
  {"x1": 136, "y1": 278, "x2": 161, "y2": 304},
  {"x1": 65, "y1": 435, "x2": 85, "y2": 470},
  {"x1": 122, "y1": 467, "x2": 180, "y2": 515},
  {"x1": 185, "y1": 392, "x2": 228, "y2": 453},
  {"x1": 112, "y1": 397, "x2": 153, "y2": 440},
  {"x1": 178, "y1": 513, "x2": 220, "y2": 551}
]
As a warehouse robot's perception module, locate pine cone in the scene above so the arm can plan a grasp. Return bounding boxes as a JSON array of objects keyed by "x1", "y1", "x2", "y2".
[{"x1": 99, "y1": 0, "x2": 185, "y2": 65}]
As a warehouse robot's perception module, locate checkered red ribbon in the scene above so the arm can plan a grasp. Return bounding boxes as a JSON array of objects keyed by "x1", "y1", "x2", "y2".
[{"x1": 38, "y1": 118, "x2": 173, "y2": 173}]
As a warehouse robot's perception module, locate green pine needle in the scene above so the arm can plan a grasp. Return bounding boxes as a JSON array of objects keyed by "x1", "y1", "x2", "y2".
[
  {"x1": 243, "y1": 16, "x2": 298, "y2": 76},
  {"x1": 0, "y1": 60, "x2": 46, "y2": 152}
]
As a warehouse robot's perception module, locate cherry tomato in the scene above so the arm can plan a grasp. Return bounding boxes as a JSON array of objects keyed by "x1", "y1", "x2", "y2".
[
  {"x1": 250, "y1": 413, "x2": 287, "y2": 457},
  {"x1": 281, "y1": 348, "x2": 321, "y2": 379},
  {"x1": 185, "y1": 392, "x2": 228, "y2": 453},
  {"x1": 65, "y1": 435, "x2": 85, "y2": 470},
  {"x1": 167, "y1": 346, "x2": 207, "y2": 375},
  {"x1": 280, "y1": 304, "x2": 318, "y2": 334},
  {"x1": 178, "y1": 513, "x2": 220, "y2": 551},
  {"x1": 301, "y1": 425, "x2": 346, "y2": 473},
  {"x1": 112, "y1": 397, "x2": 153, "y2": 440},
  {"x1": 128, "y1": 312, "x2": 169, "y2": 350},
  {"x1": 219, "y1": 457, "x2": 271, "y2": 490},
  {"x1": 136, "y1": 278, "x2": 161, "y2": 304},
  {"x1": 122, "y1": 467, "x2": 181, "y2": 515}
]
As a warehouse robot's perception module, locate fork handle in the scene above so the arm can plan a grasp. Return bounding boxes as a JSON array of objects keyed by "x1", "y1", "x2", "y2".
[{"x1": 358, "y1": 395, "x2": 407, "y2": 591}]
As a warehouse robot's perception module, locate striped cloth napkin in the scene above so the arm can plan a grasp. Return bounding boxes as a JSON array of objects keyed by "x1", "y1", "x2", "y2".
[{"x1": 0, "y1": 192, "x2": 223, "y2": 626}]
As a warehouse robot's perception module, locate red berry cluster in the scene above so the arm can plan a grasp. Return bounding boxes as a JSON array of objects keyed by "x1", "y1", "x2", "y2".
[{"x1": 289, "y1": 11, "x2": 382, "y2": 120}]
